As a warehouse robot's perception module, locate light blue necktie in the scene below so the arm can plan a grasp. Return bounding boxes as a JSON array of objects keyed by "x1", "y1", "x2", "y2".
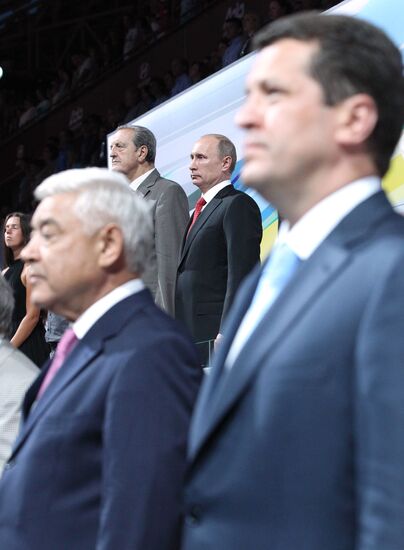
[
  {"x1": 226, "y1": 243, "x2": 301, "y2": 368},
  {"x1": 252, "y1": 243, "x2": 301, "y2": 314}
]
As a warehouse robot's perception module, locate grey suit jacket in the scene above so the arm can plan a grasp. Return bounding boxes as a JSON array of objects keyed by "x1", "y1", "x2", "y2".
[
  {"x1": 137, "y1": 169, "x2": 189, "y2": 315},
  {"x1": 0, "y1": 339, "x2": 39, "y2": 473}
]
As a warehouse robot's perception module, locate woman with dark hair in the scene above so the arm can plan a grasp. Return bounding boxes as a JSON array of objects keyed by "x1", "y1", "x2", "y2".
[{"x1": 2, "y1": 212, "x2": 49, "y2": 367}]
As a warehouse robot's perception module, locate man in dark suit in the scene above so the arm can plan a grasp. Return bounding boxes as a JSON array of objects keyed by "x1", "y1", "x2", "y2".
[
  {"x1": 110, "y1": 124, "x2": 189, "y2": 315},
  {"x1": 0, "y1": 167, "x2": 201, "y2": 550},
  {"x1": 182, "y1": 13, "x2": 404, "y2": 550},
  {"x1": 175, "y1": 134, "x2": 262, "y2": 365}
]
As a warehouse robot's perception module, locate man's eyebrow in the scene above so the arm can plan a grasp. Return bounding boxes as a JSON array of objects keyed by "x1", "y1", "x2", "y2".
[{"x1": 33, "y1": 218, "x2": 62, "y2": 231}]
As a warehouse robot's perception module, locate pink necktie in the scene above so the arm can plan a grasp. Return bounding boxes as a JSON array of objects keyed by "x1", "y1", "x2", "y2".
[
  {"x1": 187, "y1": 196, "x2": 206, "y2": 237},
  {"x1": 37, "y1": 328, "x2": 78, "y2": 399}
]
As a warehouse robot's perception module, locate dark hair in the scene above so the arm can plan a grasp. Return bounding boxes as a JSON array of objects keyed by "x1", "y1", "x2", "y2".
[
  {"x1": 208, "y1": 134, "x2": 237, "y2": 173},
  {"x1": 253, "y1": 12, "x2": 404, "y2": 176},
  {"x1": 3, "y1": 212, "x2": 31, "y2": 267},
  {"x1": 116, "y1": 124, "x2": 156, "y2": 163}
]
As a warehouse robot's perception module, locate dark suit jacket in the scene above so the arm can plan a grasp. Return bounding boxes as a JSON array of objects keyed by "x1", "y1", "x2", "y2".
[
  {"x1": 175, "y1": 185, "x2": 262, "y2": 360},
  {"x1": 137, "y1": 168, "x2": 189, "y2": 316},
  {"x1": 182, "y1": 191, "x2": 404, "y2": 550},
  {"x1": 0, "y1": 290, "x2": 201, "y2": 550}
]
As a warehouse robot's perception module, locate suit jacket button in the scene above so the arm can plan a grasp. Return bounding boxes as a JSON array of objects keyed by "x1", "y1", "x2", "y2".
[{"x1": 186, "y1": 505, "x2": 201, "y2": 526}]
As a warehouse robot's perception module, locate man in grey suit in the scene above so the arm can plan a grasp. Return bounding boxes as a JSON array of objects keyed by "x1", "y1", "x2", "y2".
[
  {"x1": 182, "y1": 13, "x2": 404, "y2": 550},
  {"x1": 0, "y1": 275, "x2": 39, "y2": 474},
  {"x1": 110, "y1": 125, "x2": 189, "y2": 315}
]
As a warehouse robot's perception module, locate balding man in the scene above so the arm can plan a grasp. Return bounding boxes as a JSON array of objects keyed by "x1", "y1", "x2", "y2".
[{"x1": 175, "y1": 134, "x2": 262, "y2": 365}]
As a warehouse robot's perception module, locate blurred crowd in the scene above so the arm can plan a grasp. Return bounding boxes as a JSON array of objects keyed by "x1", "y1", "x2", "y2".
[{"x1": 0, "y1": 0, "x2": 339, "y2": 219}]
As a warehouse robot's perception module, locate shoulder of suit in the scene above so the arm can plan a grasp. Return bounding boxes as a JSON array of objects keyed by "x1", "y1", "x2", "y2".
[
  {"x1": 219, "y1": 186, "x2": 259, "y2": 206},
  {"x1": 156, "y1": 175, "x2": 184, "y2": 189},
  {"x1": 0, "y1": 342, "x2": 39, "y2": 376},
  {"x1": 153, "y1": 176, "x2": 187, "y2": 200}
]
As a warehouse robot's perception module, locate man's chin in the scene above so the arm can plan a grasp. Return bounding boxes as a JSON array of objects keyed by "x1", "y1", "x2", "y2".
[
  {"x1": 30, "y1": 288, "x2": 55, "y2": 312},
  {"x1": 241, "y1": 165, "x2": 268, "y2": 191}
]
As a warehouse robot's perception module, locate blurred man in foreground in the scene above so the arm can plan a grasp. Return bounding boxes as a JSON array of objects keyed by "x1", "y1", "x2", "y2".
[
  {"x1": 182, "y1": 13, "x2": 404, "y2": 550},
  {"x1": 0, "y1": 168, "x2": 201, "y2": 549}
]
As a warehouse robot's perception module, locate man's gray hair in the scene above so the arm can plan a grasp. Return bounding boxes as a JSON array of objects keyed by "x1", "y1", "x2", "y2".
[
  {"x1": 35, "y1": 168, "x2": 153, "y2": 275},
  {"x1": 0, "y1": 275, "x2": 14, "y2": 338},
  {"x1": 116, "y1": 124, "x2": 157, "y2": 164}
]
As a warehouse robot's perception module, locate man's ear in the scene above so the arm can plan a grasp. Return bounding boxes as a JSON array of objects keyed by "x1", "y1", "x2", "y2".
[
  {"x1": 138, "y1": 145, "x2": 149, "y2": 163},
  {"x1": 334, "y1": 93, "x2": 378, "y2": 147},
  {"x1": 222, "y1": 155, "x2": 233, "y2": 173},
  {"x1": 97, "y1": 223, "x2": 125, "y2": 269}
]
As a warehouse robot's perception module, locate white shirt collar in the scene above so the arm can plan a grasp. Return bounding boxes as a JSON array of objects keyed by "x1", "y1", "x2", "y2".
[
  {"x1": 130, "y1": 168, "x2": 155, "y2": 192},
  {"x1": 73, "y1": 279, "x2": 145, "y2": 339},
  {"x1": 277, "y1": 176, "x2": 380, "y2": 260},
  {"x1": 202, "y1": 180, "x2": 232, "y2": 206}
]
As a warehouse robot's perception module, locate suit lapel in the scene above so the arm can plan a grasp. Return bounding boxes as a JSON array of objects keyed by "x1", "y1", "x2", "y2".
[
  {"x1": 11, "y1": 290, "x2": 152, "y2": 459},
  {"x1": 12, "y1": 340, "x2": 101, "y2": 457},
  {"x1": 190, "y1": 191, "x2": 392, "y2": 459},
  {"x1": 136, "y1": 168, "x2": 159, "y2": 199},
  {"x1": 179, "y1": 186, "x2": 235, "y2": 265}
]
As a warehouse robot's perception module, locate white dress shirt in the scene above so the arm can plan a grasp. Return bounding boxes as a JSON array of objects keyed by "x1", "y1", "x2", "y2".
[
  {"x1": 200, "y1": 180, "x2": 231, "y2": 210},
  {"x1": 225, "y1": 176, "x2": 381, "y2": 368},
  {"x1": 278, "y1": 176, "x2": 380, "y2": 260},
  {"x1": 130, "y1": 168, "x2": 155, "y2": 192}
]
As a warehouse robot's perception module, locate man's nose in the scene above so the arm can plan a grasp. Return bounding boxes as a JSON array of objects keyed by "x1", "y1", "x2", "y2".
[
  {"x1": 21, "y1": 239, "x2": 36, "y2": 263},
  {"x1": 235, "y1": 96, "x2": 259, "y2": 129}
]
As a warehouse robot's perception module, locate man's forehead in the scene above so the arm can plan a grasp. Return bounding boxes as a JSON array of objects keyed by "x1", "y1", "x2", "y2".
[
  {"x1": 32, "y1": 193, "x2": 77, "y2": 225},
  {"x1": 193, "y1": 136, "x2": 218, "y2": 153},
  {"x1": 112, "y1": 128, "x2": 134, "y2": 143},
  {"x1": 250, "y1": 38, "x2": 317, "y2": 77}
]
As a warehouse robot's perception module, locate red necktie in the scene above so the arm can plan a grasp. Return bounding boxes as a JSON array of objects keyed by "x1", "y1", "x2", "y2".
[
  {"x1": 37, "y1": 328, "x2": 78, "y2": 399},
  {"x1": 187, "y1": 196, "x2": 206, "y2": 237}
]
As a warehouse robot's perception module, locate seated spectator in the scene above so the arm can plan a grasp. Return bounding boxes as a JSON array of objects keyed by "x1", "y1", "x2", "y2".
[
  {"x1": 138, "y1": 84, "x2": 153, "y2": 112},
  {"x1": 78, "y1": 114, "x2": 102, "y2": 167},
  {"x1": 51, "y1": 68, "x2": 71, "y2": 105},
  {"x1": 221, "y1": 17, "x2": 244, "y2": 67},
  {"x1": 34, "y1": 143, "x2": 58, "y2": 186},
  {"x1": 149, "y1": 77, "x2": 169, "y2": 107},
  {"x1": 35, "y1": 87, "x2": 50, "y2": 115},
  {"x1": 18, "y1": 98, "x2": 37, "y2": 128},
  {"x1": 266, "y1": 0, "x2": 290, "y2": 23},
  {"x1": 164, "y1": 70, "x2": 174, "y2": 94},
  {"x1": 154, "y1": 0, "x2": 170, "y2": 36},
  {"x1": 121, "y1": 85, "x2": 151, "y2": 122},
  {"x1": 240, "y1": 12, "x2": 261, "y2": 57},
  {"x1": 122, "y1": 14, "x2": 139, "y2": 60},
  {"x1": 170, "y1": 57, "x2": 191, "y2": 97},
  {"x1": 189, "y1": 62, "x2": 207, "y2": 85},
  {"x1": 70, "y1": 51, "x2": 95, "y2": 89},
  {"x1": 55, "y1": 129, "x2": 77, "y2": 172}
]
